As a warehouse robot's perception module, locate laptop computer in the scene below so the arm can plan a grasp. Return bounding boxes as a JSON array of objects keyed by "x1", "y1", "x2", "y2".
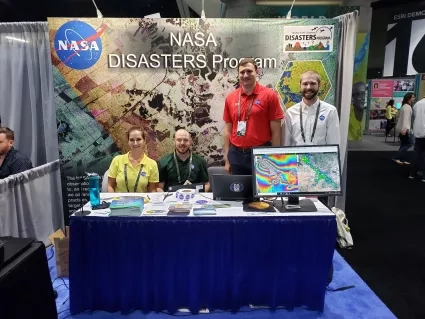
[
  {"x1": 168, "y1": 183, "x2": 205, "y2": 192},
  {"x1": 0, "y1": 237, "x2": 35, "y2": 268},
  {"x1": 212, "y1": 175, "x2": 253, "y2": 201}
]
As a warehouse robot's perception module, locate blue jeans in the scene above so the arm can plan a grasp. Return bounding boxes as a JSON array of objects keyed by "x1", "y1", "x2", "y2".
[{"x1": 394, "y1": 133, "x2": 412, "y2": 161}]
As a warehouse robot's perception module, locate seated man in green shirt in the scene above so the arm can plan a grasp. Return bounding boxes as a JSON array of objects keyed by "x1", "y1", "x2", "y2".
[{"x1": 157, "y1": 129, "x2": 210, "y2": 192}]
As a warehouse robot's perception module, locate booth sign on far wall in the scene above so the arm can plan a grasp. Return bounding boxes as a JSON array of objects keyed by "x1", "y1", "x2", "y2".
[{"x1": 365, "y1": 77, "x2": 418, "y2": 133}]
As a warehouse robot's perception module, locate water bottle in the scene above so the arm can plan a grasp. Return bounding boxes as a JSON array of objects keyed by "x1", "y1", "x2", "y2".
[{"x1": 88, "y1": 173, "x2": 100, "y2": 206}]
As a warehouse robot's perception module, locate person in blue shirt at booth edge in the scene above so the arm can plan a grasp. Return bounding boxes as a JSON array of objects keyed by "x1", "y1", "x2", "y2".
[
  {"x1": 107, "y1": 126, "x2": 159, "y2": 193},
  {"x1": 157, "y1": 128, "x2": 210, "y2": 192}
]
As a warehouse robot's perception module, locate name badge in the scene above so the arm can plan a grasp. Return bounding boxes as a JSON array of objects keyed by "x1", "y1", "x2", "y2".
[{"x1": 237, "y1": 121, "x2": 247, "y2": 136}]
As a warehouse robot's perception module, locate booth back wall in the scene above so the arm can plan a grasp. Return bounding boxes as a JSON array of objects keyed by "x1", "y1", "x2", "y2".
[{"x1": 47, "y1": 18, "x2": 339, "y2": 218}]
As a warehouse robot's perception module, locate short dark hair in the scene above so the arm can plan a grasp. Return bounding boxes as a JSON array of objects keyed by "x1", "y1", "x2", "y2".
[
  {"x1": 238, "y1": 58, "x2": 258, "y2": 71},
  {"x1": 0, "y1": 127, "x2": 14, "y2": 140},
  {"x1": 387, "y1": 99, "x2": 395, "y2": 106},
  {"x1": 127, "y1": 126, "x2": 147, "y2": 140}
]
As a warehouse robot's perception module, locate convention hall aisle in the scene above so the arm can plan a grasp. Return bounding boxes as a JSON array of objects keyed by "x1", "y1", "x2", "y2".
[{"x1": 341, "y1": 151, "x2": 425, "y2": 319}]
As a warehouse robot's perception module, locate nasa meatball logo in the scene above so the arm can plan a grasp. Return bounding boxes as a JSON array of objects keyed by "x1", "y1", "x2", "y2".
[
  {"x1": 54, "y1": 21, "x2": 105, "y2": 70},
  {"x1": 230, "y1": 183, "x2": 244, "y2": 192}
]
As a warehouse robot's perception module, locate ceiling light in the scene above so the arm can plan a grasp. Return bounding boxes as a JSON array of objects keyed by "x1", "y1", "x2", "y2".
[
  {"x1": 5, "y1": 36, "x2": 28, "y2": 43},
  {"x1": 256, "y1": 0, "x2": 342, "y2": 5}
]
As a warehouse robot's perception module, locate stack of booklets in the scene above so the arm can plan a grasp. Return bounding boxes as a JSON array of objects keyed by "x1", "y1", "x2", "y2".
[
  {"x1": 109, "y1": 197, "x2": 144, "y2": 217},
  {"x1": 167, "y1": 203, "x2": 192, "y2": 216},
  {"x1": 193, "y1": 205, "x2": 217, "y2": 215}
]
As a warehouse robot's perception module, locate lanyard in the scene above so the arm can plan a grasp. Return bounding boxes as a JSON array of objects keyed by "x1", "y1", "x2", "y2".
[
  {"x1": 124, "y1": 164, "x2": 143, "y2": 192},
  {"x1": 300, "y1": 102, "x2": 321, "y2": 143},
  {"x1": 173, "y1": 151, "x2": 193, "y2": 183},
  {"x1": 237, "y1": 92, "x2": 255, "y2": 121}
]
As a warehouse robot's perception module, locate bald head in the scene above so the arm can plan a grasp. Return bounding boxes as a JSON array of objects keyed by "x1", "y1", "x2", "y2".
[
  {"x1": 174, "y1": 129, "x2": 190, "y2": 138},
  {"x1": 352, "y1": 81, "x2": 366, "y2": 94},
  {"x1": 174, "y1": 129, "x2": 192, "y2": 154},
  {"x1": 352, "y1": 81, "x2": 366, "y2": 110}
]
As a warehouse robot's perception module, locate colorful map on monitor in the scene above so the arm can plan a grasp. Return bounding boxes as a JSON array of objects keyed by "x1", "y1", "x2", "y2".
[
  {"x1": 254, "y1": 154, "x2": 299, "y2": 193},
  {"x1": 254, "y1": 151, "x2": 341, "y2": 195}
]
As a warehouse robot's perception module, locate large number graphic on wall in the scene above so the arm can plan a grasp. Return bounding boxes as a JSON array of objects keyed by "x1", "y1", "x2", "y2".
[
  {"x1": 48, "y1": 18, "x2": 339, "y2": 220},
  {"x1": 384, "y1": 5, "x2": 425, "y2": 76}
]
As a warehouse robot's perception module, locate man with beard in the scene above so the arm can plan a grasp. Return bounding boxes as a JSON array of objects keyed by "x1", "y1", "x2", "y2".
[
  {"x1": 223, "y1": 58, "x2": 283, "y2": 175},
  {"x1": 0, "y1": 127, "x2": 33, "y2": 179},
  {"x1": 283, "y1": 71, "x2": 340, "y2": 208},
  {"x1": 283, "y1": 70, "x2": 340, "y2": 146},
  {"x1": 157, "y1": 129, "x2": 210, "y2": 192}
]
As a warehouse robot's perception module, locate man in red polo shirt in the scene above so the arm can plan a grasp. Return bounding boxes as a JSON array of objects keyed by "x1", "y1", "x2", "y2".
[{"x1": 223, "y1": 58, "x2": 284, "y2": 175}]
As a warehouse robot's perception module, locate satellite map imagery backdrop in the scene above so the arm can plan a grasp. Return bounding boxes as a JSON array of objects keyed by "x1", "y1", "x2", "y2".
[{"x1": 47, "y1": 17, "x2": 339, "y2": 217}]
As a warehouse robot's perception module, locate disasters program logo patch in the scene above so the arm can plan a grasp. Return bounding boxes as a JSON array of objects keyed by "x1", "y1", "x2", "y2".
[
  {"x1": 54, "y1": 20, "x2": 106, "y2": 70},
  {"x1": 283, "y1": 25, "x2": 334, "y2": 53}
]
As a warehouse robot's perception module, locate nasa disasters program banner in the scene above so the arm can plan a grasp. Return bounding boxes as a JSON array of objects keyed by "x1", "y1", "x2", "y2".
[{"x1": 47, "y1": 18, "x2": 339, "y2": 220}]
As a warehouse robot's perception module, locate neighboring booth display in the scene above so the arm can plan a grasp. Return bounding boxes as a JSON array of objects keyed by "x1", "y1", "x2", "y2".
[
  {"x1": 366, "y1": 77, "x2": 417, "y2": 132},
  {"x1": 348, "y1": 32, "x2": 370, "y2": 141},
  {"x1": 416, "y1": 73, "x2": 425, "y2": 99},
  {"x1": 47, "y1": 18, "x2": 340, "y2": 220}
]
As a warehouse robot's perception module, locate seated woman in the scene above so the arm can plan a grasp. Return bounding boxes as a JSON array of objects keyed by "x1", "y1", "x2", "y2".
[{"x1": 107, "y1": 126, "x2": 159, "y2": 192}]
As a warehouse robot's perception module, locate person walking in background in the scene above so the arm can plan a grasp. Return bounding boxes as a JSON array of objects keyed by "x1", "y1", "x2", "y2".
[
  {"x1": 393, "y1": 93, "x2": 416, "y2": 165},
  {"x1": 385, "y1": 99, "x2": 397, "y2": 137},
  {"x1": 409, "y1": 97, "x2": 425, "y2": 181}
]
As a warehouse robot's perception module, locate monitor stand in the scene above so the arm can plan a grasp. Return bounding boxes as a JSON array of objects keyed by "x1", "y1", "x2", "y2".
[
  {"x1": 74, "y1": 208, "x2": 91, "y2": 216},
  {"x1": 273, "y1": 196, "x2": 317, "y2": 212},
  {"x1": 242, "y1": 197, "x2": 260, "y2": 204}
]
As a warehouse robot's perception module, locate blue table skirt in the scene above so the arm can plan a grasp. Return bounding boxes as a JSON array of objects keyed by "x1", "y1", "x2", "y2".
[{"x1": 69, "y1": 216, "x2": 336, "y2": 315}]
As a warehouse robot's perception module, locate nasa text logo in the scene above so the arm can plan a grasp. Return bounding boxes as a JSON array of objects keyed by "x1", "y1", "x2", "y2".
[
  {"x1": 54, "y1": 20, "x2": 105, "y2": 70},
  {"x1": 230, "y1": 183, "x2": 244, "y2": 192}
]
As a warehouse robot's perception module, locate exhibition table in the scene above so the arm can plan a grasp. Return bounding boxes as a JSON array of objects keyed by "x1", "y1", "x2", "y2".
[{"x1": 69, "y1": 193, "x2": 336, "y2": 315}]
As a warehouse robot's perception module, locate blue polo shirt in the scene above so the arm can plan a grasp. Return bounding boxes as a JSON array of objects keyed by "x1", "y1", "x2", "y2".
[{"x1": 0, "y1": 147, "x2": 33, "y2": 179}]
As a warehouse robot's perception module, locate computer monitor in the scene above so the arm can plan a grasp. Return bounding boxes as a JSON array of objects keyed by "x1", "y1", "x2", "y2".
[{"x1": 251, "y1": 144, "x2": 342, "y2": 212}]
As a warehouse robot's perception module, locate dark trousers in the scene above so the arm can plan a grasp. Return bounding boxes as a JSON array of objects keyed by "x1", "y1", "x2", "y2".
[
  {"x1": 228, "y1": 146, "x2": 253, "y2": 175},
  {"x1": 394, "y1": 133, "x2": 411, "y2": 161},
  {"x1": 386, "y1": 118, "x2": 395, "y2": 135},
  {"x1": 410, "y1": 137, "x2": 425, "y2": 177}
]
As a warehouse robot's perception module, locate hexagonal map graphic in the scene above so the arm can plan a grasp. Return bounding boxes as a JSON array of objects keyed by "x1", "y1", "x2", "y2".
[{"x1": 276, "y1": 60, "x2": 332, "y2": 109}]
